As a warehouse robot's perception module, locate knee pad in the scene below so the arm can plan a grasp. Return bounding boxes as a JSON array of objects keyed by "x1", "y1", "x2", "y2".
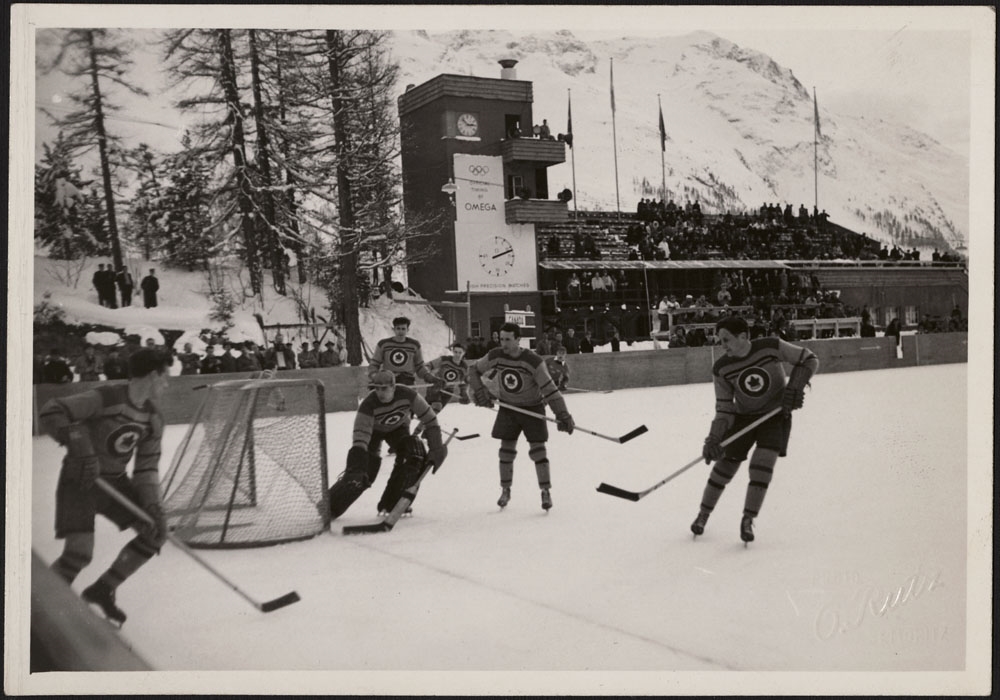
[
  {"x1": 527, "y1": 441, "x2": 548, "y2": 464},
  {"x1": 399, "y1": 435, "x2": 428, "y2": 462}
]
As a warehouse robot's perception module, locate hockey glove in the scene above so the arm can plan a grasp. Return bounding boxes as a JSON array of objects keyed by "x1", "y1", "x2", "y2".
[
  {"x1": 556, "y1": 411, "x2": 575, "y2": 435},
  {"x1": 782, "y1": 386, "x2": 805, "y2": 415},
  {"x1": 703, "y1": 435, "x2": 725, "y2": 464},
  {"x1": 473, "y1": 387, "x2": 494, "y2": 409},
  {"x1": 61, "y1": 425, "x2": 99, "y2": 489},
  {"x1": 430, "y1": 401, "x2": 443, "y2": 414},
  {"x1": 139, "y1": 501, "x2": 168, "y2": 548}
]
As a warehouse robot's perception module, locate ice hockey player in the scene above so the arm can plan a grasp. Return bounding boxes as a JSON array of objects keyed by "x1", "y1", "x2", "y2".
[
  {"x1": 544, "y1": 345, "x2": 570, "y2": 391},
  {"x1": 368, "y1": 316, "x2": 443, "y2": 388},
  {"x1": 691, "y1": 315, "x2": 819, "y2": 543},
  {"x1": 467, "y1": 322, "x2": 575, "y2": 512},
  {"x1": 425, "y1": 342, "x2": 471, "y2": 413},
  {"x1": 328, "y1": 370, "x2": 448, "y2": 519},
  {"x1": 39, "y1": 347, "x2": 173, "y2": 627}
]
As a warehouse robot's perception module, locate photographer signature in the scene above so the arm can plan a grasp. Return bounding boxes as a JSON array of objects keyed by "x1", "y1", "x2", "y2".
[{"x1": 814, "y1": 569, "x2": 943, "y2": 641}]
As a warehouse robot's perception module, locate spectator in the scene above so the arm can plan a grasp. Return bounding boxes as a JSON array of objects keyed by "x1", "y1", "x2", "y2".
[
  {"x1": 298, "y1": 341, "x2": 318, "y2": 369},
  {"x1": 609, "y1": 328, "x2": 621, "y2": 352},
  {"x1": 566, "y1": 273, "x2": 582, "y2": 300},
  {"x1": 668, "y1": 327, "x2": 687, "y2": 348},
  {"x1": 602, "y1": 271, "x2": 616, "y2": 297},
  {"x1": 544, "y1": 346, "x2": 570, "y2": 391},
  {"x1": 885, "y1": 318, "x2": 902, "y2": 347},
  {"x1": 265, "y1": 334, "x2": 297, "y2": 371},
  {"x1": 563, "y1": 327, "x2": 581, "y2": 354},
  {"x1": 115, "y1": 267, "x2": 134, "y2": 307},
  {"x1": 539, "y1": 119, "x2": 551, "y2": 139},
  {"x1": 591, "y1": 271, "x2": 605, "y2": 300},
  {"x1": 219, "y1": 342, "x2": 238, "y2": 374},
  {"x1": 74, "y1": 344, "x2": 104, "y2": 382},
  {"x1": 141, "y1": 269, "x2": 160, "y2": 308},
  {"x1": 546, "y1": 234, "x2": 561, "y2": 257},
  {"x1": 657, "y1": 295, "x2": 672, "y2": 332},
  {"x1": 579, "y1": 331, "x2": 595, "y2": 353},
  {"x1": 534, "y1": 333, "x2": 552, "y2": 357},
  {"x1": 235, "y1": 342, "x2": 262, "y2": 373},
  {"x1": 92, "y1": 264, "x2": 107, "y2": 307},
  {"x1": 200, "y1": 345, "x2": 222, "y2": 375},
  {"x1": 860, "y1": 318, "x2": 877, "y2": 338},
  {"x1": 103, "y1": 347, "x2": 128, "y2": 380},
  {"x1": 177, "y1": 343, "x2": 201, "y2": 375},
  {"x1": 485, "y1": 331, "x2": 501, "y2": 353},
  {"x1": 43, "y1": 348, "x2": 74, "y2": 384}
]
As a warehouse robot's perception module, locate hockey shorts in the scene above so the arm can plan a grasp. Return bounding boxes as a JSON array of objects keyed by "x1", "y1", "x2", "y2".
[
  {"x1": 722, "y1": 412, "x2": 791, "y2": 462},
  {"x1": 55, "y1": 471, "x2": 142, "y2": 538},
  {"x1": 492, "y1": 403, "x2": 548, "y2": 443}
]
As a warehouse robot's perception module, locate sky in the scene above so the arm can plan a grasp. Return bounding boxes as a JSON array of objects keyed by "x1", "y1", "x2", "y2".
[{"x1": 28, "y1": 6, "x2": 986, "y2": 162}]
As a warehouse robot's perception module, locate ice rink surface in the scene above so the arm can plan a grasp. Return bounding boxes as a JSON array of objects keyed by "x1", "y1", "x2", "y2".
[{"x1": 29, "y1": 363, "x2": 977, "y2": 693}]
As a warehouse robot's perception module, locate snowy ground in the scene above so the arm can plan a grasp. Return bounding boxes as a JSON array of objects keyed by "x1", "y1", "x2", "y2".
[{"x1": 22, "y1": 362, "x2": 985, "y2": 695}]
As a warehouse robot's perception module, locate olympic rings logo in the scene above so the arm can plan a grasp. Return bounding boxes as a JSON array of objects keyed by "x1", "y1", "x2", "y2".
[{"x1": 468, "y1": 165, "x2": 490, "y2": 176}]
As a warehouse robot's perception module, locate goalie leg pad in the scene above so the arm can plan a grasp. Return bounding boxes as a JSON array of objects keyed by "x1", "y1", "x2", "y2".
[
  {"x1": 377, "y1": 436, "x2": 427, "y2": 512},
  {"x1": 329, "y1": 446, "x2": 375, "y2": 519}
]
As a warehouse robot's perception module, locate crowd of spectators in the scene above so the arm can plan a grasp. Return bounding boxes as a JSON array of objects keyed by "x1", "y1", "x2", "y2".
[
  {"x1": 33, "y1": 333, "x2": 348, "y2": 384},
  {"x1": 624, "y1": 199, "x2": 886, "y2": 262}
]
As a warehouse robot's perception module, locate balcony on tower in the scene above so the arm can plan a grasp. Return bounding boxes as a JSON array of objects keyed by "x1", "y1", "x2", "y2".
[{"x1": 500, "y1": 136, "x2": 567, "y2": 166}]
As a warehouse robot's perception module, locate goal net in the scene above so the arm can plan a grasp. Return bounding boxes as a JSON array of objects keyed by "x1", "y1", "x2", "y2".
[{"x1": 161, "y1": 378, "x2": 330, "y2": 548}]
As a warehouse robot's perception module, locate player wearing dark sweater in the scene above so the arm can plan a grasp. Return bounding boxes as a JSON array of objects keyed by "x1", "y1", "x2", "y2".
[
  {"x1": 39, "y1": 348, "x2": 172, "y2": 626},
  {"x1": 467, "y1": 323, "x2": 575, "y2": 512},
  {"x1": 367, "y1": 316, "x2": 441, "y2": 387},
  {"x1": 425, "y1": 342, "x2": 471, "y2": 412},
  {"x1": 692, "y1": 316, "x2": 819, "y2": 543},
  {"x1": 328, "y1": 371, "x2": 447, "y2": 519}
]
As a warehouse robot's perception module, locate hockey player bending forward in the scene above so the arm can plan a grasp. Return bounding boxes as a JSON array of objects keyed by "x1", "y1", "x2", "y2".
[
  {"x1": 425, "y1": 342, "x2": 471, "y2": 413},
  {"x1": 329, "y1": 370, "x2": 448, "y2": 519},
  {"x1": 692, "y1": 316, "x2": 819, "y2": 543},
  {"x1": 467, "y1": 322, "x2": 575, "y2": 511},
  {"x1": 39, "y1": 348, "x2": 172, "y2": 626}
]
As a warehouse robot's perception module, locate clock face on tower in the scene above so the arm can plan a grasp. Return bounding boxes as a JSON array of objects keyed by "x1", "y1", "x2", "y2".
[
  {"x1": 457, "y1": 112, "x2": 479, "y2": 137},
  {"x1": 478, "y1": 235, "x2": 516, "y2": 276}
]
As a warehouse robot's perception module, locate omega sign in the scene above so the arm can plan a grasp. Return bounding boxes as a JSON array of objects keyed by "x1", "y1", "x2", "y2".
[{"x1": 455, "y1": 154, "x2": 504, "y2": 224}]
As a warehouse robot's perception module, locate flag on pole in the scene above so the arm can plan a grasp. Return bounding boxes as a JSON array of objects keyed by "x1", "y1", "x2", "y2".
[
  {"x1": 610, "y1": 59, "x2": 616, "y2": 114},
  {"x1": 658, "y1": 103, "x2": 666, "y2": 152},
  {"x1": 566, "y1": 92, "x2": 574, "y2": 148},
  {"x1": 813, "y1": 88, "x2": 822, "y2": 139}
]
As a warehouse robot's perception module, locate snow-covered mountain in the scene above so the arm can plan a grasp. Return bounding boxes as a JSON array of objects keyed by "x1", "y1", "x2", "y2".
[{"x1": 390, "y1": 30, "x2": 968, "y2": 254}]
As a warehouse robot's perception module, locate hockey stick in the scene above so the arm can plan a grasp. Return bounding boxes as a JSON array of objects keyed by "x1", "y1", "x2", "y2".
[
  {"x1": 95, "y1": 479, "x2": 301, "y2": 612},
  {"x1": 342, "y1": 428, "x2": 460, "y2": 535},
  {"x1": 564, "y1": 386, "x2": 614, "y2": 394},
  {"x1": 445, "y1": 389, "x2": 646, "y2": 444},
  {"x1": 595, "y1": 407, "x2": 783, "y2": 501}
]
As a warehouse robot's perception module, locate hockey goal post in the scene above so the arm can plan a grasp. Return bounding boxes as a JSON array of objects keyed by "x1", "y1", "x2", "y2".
[{"x1": 161, "y1": 377, "x2": 330, "y2": 548}]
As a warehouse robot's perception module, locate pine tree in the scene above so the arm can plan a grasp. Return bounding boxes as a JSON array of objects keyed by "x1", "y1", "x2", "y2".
[
  {"x1": 34, "y1": 135, "x2": 106, "y2": 260},
  {"x1": 38, "y1": 29, "x2": 149, "y2": 271}
]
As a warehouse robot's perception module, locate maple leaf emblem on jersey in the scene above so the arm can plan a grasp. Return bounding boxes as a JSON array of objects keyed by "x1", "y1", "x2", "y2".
[
  {"x1": 737, "y1": 367, "x2": 770, "y2": 397},
  {"x1": 107, "y1": 424, "x2": 145, "y2": 457}
]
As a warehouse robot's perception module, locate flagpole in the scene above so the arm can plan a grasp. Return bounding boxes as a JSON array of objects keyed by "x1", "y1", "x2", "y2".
[
  {"x1": 568, "y1": 89, "x2": 578, "y2": 223},
  {"x1": 610, "y1": 58, "x2": 621, "y2": 219},
  {"x1": 658, "y1": 94, "x2": 666, "y2": 202},
  {"x1": 813, "y1": 86, "x2": 818, "y2": 216}
]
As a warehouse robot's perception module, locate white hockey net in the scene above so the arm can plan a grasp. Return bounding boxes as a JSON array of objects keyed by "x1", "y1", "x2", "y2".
[{"x1": 161, "y1": 378, "x2": 330, "y2": 548}]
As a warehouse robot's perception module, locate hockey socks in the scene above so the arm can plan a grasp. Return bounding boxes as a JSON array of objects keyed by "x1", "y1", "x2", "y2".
[
  {"x1": 51, "y1": 532, "x2": 95, "y2": 584},
  {"x1": 698, "y1": 458, "x2": 740, "y2": 515},
  {"x1": 743, "y1": 450, "x2": 778, "y2": 519}
]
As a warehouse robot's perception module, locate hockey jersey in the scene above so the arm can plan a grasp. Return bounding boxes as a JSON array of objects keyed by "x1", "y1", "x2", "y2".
[
  {"x1": 368, "y1": 337, "x2": 432, "y2": 384},
  {"x1": 352, "y1": 385, "x2": 439, "y2": 449},
  {"x1": 427, "y1": 354, "x2": 469, "y2": 388},
  {"x1": 468, "y1": 347, "x2": 568, "y2": 414},
  {"x1": 711, "y1": 337, "x2": 819, "y2": 420},
  {"x1": 39, "y1": 384, "x2": 164, "y2": 494}
]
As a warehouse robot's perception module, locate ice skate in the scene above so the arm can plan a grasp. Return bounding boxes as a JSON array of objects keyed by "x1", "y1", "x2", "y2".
[
  {"x1": 82, "y1": 580, "x2": 127, "y2": 627},
  {"x1": 690, "y1": 512, "x2": 709, "y2": 537},
  {"x1": 497, "y1": 486, "x2": 511, "y2": 509},
  {"x1": 740, "y1": 516, "x2": 755, "y2": 544},
  {"x1": 540, "y1": 488, "x2": 552, "y2": 511}
]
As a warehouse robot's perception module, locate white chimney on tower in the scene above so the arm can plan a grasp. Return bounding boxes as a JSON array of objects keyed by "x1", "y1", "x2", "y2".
[{"x1": 499, "y1": 59, "x2": 518, "y2": 80}]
